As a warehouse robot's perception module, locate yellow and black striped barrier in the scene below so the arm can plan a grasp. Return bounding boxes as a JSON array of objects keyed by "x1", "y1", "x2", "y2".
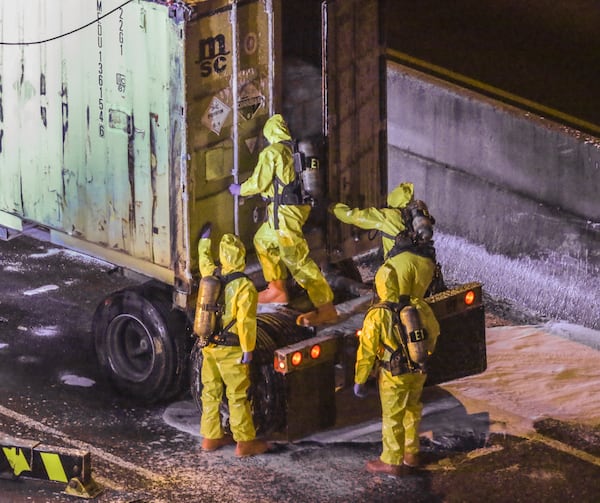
[{"x1": 0, "y1": 434, "x2": 102, "y2": 498}]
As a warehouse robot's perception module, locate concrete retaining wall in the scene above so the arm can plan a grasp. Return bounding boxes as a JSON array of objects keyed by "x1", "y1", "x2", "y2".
[{"x1": 387, "y1": 64, "x2": 600, "y2": 276}]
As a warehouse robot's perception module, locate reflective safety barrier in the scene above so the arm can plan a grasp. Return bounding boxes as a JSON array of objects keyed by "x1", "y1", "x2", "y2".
[{"x1": 0, "y1": 434, "x2": 102, "y2": 499}]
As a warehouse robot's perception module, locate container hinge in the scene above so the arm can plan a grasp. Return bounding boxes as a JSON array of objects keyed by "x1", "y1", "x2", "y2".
[{"x1": 168, "y1": 2, "x2": 192, "y2": 24}]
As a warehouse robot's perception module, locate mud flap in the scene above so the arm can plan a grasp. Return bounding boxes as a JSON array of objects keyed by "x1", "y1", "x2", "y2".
[
  {"x1": 274, "y1": 334, "x2": 339, "y2": 440},
  {"x1": 424, "y1": 283, "x2": 487, "y2": 386},
  {"x1": 281, "y1": 361, "x2": 337, "y2": 441}
]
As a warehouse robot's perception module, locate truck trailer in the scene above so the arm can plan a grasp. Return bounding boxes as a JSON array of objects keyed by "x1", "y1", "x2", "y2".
[{"x1": 0, "y1": 0, "x2": 486, "y2": 439}]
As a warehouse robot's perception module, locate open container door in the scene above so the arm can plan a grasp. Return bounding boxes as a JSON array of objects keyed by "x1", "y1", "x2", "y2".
[{"x1": 322, "y1": 0, "x2": 388, "y2": 261}]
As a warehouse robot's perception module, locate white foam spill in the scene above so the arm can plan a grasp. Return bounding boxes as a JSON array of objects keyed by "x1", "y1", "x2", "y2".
[
  {"x1": 23, "y1": 284, "x2": 59, "y2": 296},
  {"x1": 31, "y1": 325, "x2": 60, "y2": 337},
  {"x1": 59, "y1": 373, "x2": 96, "y2": 387}
]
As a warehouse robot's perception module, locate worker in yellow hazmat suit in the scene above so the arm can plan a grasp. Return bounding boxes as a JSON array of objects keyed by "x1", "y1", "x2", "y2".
[
  {"x1": 197, "y1": 225, "x2": 270, "y2": 457},
  {"x1": 331, "y1": 182, "x2": 415, "y2": 257},
  {"x1": 229, "y1": 114, "x2": 337, "y2": 327},
  {"x1": 354, "y1": 262, "x2": 440, "y2": 476},
  {"x1": 331, "y1": 180, "x2": 440, "y2": 314}
]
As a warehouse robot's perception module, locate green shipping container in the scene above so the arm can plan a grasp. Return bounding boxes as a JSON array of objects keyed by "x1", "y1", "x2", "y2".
[{"x1": 0, "y1": 0, "x2": 278, "y2": 308}]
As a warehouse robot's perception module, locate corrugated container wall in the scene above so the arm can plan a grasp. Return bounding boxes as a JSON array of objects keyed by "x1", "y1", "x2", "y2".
[{"x1": 0, "y1": 0, "x2": 275, "y2": 308}]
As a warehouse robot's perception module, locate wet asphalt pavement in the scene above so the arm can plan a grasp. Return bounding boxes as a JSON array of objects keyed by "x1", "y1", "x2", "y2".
[{"x1": 1, "y1": 234, "x2": 599, "y2": 502}]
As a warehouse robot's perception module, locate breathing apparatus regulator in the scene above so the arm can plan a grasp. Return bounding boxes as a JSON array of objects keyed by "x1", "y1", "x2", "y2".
[
  {"x1": 405, "y1": 199, "x2": 435, "y2": 244},
  {"x1": 387, "y1": 199, "x2": 436, "y2": 260},
  {"x1": 193, "y1": 275, "x2": 223, "y2": 347}
]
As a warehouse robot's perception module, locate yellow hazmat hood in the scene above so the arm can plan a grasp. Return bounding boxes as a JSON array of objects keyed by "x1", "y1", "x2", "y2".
[
  {"x1": 263, "y1": 114, "x2": 292, "y2": 144},
  {"x1": 375, "y1": 263, "x2": 399, "y2": 302},
  {"x1": 219, "y1": 233, "x2": 246, "y2": 275},
  {"x1": 387, "y1": 182, "x2": 414, "y2": 208}
]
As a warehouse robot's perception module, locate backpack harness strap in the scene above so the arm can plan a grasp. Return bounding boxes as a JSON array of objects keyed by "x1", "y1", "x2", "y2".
[
  {"x1": 208, "y1": 271, "x2": 250, "y2": 347},
  {"x1": 366, "y1": 300, "x2": 421, "y2": 375},
  {"x1": 266, "y1": 140, "x2": 305, "y2": 230}
]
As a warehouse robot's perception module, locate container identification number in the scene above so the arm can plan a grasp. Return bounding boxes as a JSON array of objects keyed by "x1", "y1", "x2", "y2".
[{"x1": 97, "y1": 2, "x2": 105, "y2": 137}]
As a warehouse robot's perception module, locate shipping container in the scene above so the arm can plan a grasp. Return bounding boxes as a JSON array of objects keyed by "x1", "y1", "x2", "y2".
[{"x1": 0, "y1": 0, "x2": 486, "y2": 438}]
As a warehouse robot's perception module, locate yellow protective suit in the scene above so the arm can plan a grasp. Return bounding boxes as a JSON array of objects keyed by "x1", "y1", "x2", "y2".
[
  {"x1": 355, "y1": 264, "x2": 440, "y2": 466},
  {"x1": 380, "y1": 248, "x2": 439, "y2": 343},
  {"x1": 197, "y1": 233, "x2": 259, "y2": 442},
  {"x1": 239, "y1": 114, "x2": 333, "y2": 308},
  {"x1": 333, "y1": 180, "x2": 438, "y2": 332},
  {"x1": 331, "y1": 182, "x2": 414, "y2": 257}
]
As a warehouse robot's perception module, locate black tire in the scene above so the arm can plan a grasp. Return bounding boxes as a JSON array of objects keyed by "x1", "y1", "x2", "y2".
[
  {"x1": 93, "y1": 282, "x2": 189, "y2": 404},
  {"x1": 251, "y1": 312, "x2": 313, "y2": 434},
  {"x1": 189, "y1": 340, "x2": 204, "y2": 412},
  {"x1": 248, "y1": 329, "x2": 285, "y2": 435}
]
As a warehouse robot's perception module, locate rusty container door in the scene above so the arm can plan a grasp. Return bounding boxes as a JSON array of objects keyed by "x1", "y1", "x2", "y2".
[
  {"x1": 184, "y1": 0, "x2": 279, "y2": 278},
  {"x1": 322, "y1": 0, "x2": 387, "y2": 261}
]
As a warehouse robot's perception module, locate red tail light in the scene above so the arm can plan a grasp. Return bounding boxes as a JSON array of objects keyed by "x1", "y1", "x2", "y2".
[
  {"x1": 464, "y1": 290, "x2": 476, "y2": 306},
  {"x1": 291, "y1": 351, "x2": 303, "y2": 367},
  {"x1": 310, "y1": 344, "x2": 321, "y2": 359},
  {"x1": 273, "y1": 334, "x2": 339, "y2": 374}
]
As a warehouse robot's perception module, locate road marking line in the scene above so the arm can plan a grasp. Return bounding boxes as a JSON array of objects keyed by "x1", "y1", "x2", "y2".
[
  {"x1": 529, "y1": 432, "x2": 600, "y2": 467},
  {"x1": 387, "y1": 48, "x2": 600, "y2": 136},
  {"x1": 0, "y1": 404, "x2": 165, "y2": 484}
]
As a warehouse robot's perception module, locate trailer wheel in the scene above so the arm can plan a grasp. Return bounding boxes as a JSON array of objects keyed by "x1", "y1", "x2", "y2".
[
  {"x1": 248, "y1": 357, "x2": 285, "y2": 435},
  {"x1": 93, "y1": 282, "x2": 189, "y2": 404},
  {"x1": 250, "y1": 313, "x2": 312, "y2": 434}
]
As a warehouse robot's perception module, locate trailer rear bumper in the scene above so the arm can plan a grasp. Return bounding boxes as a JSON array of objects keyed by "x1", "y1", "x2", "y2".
[{"x1": 269, "y1": 283, "x2": 486, "y2": 439}]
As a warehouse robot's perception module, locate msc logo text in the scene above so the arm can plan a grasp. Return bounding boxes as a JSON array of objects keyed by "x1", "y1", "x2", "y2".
[{"x1": 197, "y1": 35, "x2": 230, "y2": 77}]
